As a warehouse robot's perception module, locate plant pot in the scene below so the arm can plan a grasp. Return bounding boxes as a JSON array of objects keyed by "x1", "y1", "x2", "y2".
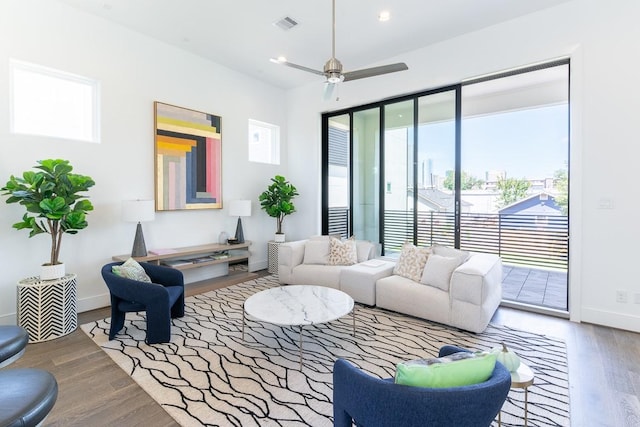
[
  {"x1": 274, "y1": 233, "x2": 286, "y2": 243},
  {"x1": 41, "y1": 263, "x2": 65, "y2": 281}
]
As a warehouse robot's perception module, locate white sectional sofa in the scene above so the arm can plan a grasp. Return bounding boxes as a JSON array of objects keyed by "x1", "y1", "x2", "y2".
[
  {"x1": 278, "y1": 237, "x2": 502, "y2": 333},
  {"x1": 277, "y1": 237, "x2": 395, "y2": 305},
  {"x1": 376, "y1": 246, "x2": 503, "y2": 333}
]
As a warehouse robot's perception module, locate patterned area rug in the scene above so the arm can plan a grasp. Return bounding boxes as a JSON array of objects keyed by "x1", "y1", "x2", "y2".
[{"x1": 81, "y1": 275, "x2": 569, "y2": 426}]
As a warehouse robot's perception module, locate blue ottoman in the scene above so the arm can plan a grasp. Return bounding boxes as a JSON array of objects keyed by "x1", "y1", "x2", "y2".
[
  {"x1": 0, "y1": 368, "x2": 58, "y2": 427},
  {"x1": 0, "y1": 326, "x2": 29, "y2": 367}
]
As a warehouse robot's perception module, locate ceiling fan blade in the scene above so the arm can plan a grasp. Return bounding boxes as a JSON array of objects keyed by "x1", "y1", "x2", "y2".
[
  {"x1": 342, "y1": 62, "x2": 409, "y2": 82},
  {"x1": 323, "y1": 82, "x2": 337, "y2": 101},
  {"x1": 270, "y1": 58, "x2": 326, "y2": 77}
]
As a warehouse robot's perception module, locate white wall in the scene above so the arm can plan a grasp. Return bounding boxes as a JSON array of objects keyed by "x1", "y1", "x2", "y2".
[
  {"x1": 286, "y1": 0, "x2": 640, "y2": 333},
  {"x1": 0, "y1": 0, "x2": 288, "y2": 322},
  {"x1": 2, "y1": 0, "x2": 638, "y2": 334}
]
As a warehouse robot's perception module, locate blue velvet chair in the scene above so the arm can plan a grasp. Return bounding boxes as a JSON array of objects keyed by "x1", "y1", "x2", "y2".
[
  {"x1": 333, "y1": 345, "x2": 511, "y2": 427},
  {"x1": 101, "y1": 261, "x2": 185, "y2": 344}
]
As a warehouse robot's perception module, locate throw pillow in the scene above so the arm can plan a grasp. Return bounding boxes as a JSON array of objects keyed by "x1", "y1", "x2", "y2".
[
  {"x1": 356, "y1": 239, "x2": 376, "y2": 263},
  {"x1": 303, "y1": 240, "x2": 330, "y2": 265},
  {"x1": 395, "y1": 351, "x2": 497, "y2": 388},
  {"x1": 328, "y1": 237, "x2": 358, "y2": 266},
  {"x1": 393, "y1": 242, "x2": 431, "y2": 282},
  {"x1": 420, "y1": 254, "x2": 462, "y2": 291},
  {"x1": 112, "y1": 258, "x2": 152, "y2": 283},
  {"x1": 432, "y1": 244, "x2": 470, "y2": 265}
]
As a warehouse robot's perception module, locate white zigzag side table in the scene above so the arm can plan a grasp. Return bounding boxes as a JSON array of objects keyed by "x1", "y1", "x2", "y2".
[{"x1": 17, "y1": 274, "x2": 78, "y2": 343}]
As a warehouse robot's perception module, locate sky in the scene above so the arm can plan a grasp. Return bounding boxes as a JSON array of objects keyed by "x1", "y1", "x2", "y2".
[{"x1": 419, "y1": 104, "x2": 569, "y2": 181}]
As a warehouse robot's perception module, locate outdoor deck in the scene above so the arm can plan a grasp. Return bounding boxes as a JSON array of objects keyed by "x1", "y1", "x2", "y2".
[{"x1": 502, "y1": 264, "x2": 568, "y2": 311}]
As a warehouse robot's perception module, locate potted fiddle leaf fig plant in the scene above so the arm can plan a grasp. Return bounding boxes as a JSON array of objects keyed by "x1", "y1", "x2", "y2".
[
  {"x1": 259, "y1": 175, "x2": 299, "y2": 242},
  {"x1": 1, "y1": 159, "x2": 95, "y2": 280}
]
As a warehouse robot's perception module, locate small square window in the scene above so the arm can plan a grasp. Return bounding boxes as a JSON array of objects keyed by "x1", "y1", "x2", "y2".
[
  {"x1": 248, "y1": 119, "x2": 280, "y2": 165},
  {"x1": 10, "y1": 59, "x2": 100, "y2": 143}
]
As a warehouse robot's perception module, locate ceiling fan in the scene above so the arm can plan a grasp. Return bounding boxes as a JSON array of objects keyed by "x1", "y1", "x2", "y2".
[{"x1": 270, "y1": 0, "x2": 408, "y2": 99}]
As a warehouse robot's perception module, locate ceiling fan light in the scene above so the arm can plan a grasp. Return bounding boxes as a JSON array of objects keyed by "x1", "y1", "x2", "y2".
[
  {"x1": 327, "y1": 73, "x2": 343, "y2": 84},
  {"x1": 378, "y1": 10, "x2": 391, "y2": 22}
]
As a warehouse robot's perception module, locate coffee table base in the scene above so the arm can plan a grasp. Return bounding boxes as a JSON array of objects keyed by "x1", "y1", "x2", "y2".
[{"x1": 243, "y1": 308, "x2": 356, "y2": 370}]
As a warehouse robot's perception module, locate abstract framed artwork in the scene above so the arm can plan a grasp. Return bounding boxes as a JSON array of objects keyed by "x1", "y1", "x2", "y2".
[{"x1": 154, "y1": 102, "x2": 222, "y2": 211}]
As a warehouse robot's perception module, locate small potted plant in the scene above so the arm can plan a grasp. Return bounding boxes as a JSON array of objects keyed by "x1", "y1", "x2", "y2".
[
  {"x1": 259, "y1": 175, "x2": 299, "y2": 242},
  {"x1": 1, "y1": 159, "x2": 95, "y2": 280}
]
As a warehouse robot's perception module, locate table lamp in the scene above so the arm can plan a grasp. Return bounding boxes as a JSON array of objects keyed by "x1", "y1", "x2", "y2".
[
  {"x1": 122, "y1": 200, "x2": 155, "y2": 257},
  {"x1": 229, "y1": 200, "x2": 251, "y2": 244}
]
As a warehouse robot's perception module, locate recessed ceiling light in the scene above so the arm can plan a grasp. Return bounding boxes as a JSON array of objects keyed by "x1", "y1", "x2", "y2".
[
  {"x1": 378, "y1": 10, "x2": 390, "y2": 22},
  {"x1": 269, "y1": 56, "x2": 287, "y2": 64}
]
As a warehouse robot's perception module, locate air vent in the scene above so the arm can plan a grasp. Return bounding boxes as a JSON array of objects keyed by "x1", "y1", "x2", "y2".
[{"x1": 273, "y1": 16, "x2": 298, "y2": 31}]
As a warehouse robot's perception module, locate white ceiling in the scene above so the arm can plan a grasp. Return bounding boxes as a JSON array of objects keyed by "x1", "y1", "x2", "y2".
[{"x1": 57, "y1": 0, "x2": 573, "y2": 89}]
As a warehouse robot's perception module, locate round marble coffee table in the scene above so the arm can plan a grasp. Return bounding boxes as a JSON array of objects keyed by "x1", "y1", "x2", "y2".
[{"x1": 243, "y1": 285, "x2": 355, "y2": 369}]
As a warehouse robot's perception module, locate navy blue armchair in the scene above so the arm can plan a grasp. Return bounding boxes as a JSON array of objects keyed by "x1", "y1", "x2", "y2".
[
  {"x1": 333, "y1": 345, "x2": 511, "y2": 427},
  {"x1": 101, "y1": 262, "x2": 185, "y2": 344}
]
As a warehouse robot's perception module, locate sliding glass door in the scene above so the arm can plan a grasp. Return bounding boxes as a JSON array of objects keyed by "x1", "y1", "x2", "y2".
[
  {"x1": 325, "y1": 114, "x2": 350, "y2": 237},
  {"x1": 351, "y1": 108, "x2": 381, "y2": 243},
  {"x1": 382, "y1": 100, "x2": 414, "y2": 255},
  {"x1": 322, "y1": 60, "x2": 570, "y2": 312},
  {"x1": 415, "y1": 90, "x2": 458, "y2": 249},
  {"x1": 461, "y1": 64, "x2": 569, "y2": 310}
]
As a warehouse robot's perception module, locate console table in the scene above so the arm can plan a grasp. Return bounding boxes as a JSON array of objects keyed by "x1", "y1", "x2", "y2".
[{"x1": 112, "y1": 242, "x2": 251, "y2": 274}]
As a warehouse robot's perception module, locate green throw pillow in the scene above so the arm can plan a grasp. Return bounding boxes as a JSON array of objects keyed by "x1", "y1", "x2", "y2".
[
  {"x1": 112, "y1": 258, "x2": 152, "y2": 283},
  {"x1": 395, "y1": 351, "x2": 497, "y2": 388}
]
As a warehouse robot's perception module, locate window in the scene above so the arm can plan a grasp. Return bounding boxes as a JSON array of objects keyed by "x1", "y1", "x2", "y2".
[
  {"x1": 248, "y1": 119, "x2": 280, "y2": 164},
  {"x1": 10, "y1": 59, "x2": 100, "y2": 143}
]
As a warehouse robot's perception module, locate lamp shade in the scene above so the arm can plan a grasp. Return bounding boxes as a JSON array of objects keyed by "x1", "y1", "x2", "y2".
[
  {"x1": 229, "y1": 200, "x2": 251, "y2": 217},
  {"x1": 122, "y1": 200, "x2": 155, "y2": 223}
]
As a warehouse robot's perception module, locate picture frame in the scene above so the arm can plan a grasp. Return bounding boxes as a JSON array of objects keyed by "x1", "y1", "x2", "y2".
[{"x1": 154, "y1": 102, "x2": 222, "y2": 211}]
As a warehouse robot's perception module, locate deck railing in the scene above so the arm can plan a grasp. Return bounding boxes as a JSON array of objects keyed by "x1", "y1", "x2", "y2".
[{"x1": 329, "y1": 208, "x2": 568, "y2": 270}]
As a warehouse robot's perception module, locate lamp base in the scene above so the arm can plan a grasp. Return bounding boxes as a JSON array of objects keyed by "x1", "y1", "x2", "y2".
[
  {"x1": 131, "y1": 222, "x2": 148, "y2": 257},
  {"x1": 234, "y1": 217, "x2": 245, "y2": 244}
]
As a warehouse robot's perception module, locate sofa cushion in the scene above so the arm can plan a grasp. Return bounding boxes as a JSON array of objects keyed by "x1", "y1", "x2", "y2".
[
  {"x1": 112, "y1": 258, "x2": 152, "y2": 283},
  {"x1": 433, "y1": 244, "x2": 470, "y2": 265},
  {"x1": 289, "y1": 264, "x2": 343, "y2": 288},
  {"x1": 356, "y1": 240, "x2": 375, "y2": 263},
  {"x1": 393, "y1": 242, "x2": 431, "y2": 282},
  {"x1": 329, "y1": 237, "x2": 358, "y2": 266},
  {"x1": 395, "y1": 351, "x2": 497, "y2": 388},
  {"x1": 420, "y1": 254, "x2": 462, "y2": 291},
  {"x1": 303, "y1": 240, "x2": 330, "y2": 265}
]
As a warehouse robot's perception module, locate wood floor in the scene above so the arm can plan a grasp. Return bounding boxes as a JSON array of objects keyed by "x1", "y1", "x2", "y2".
[{"x1": 10, "y1": 271, "x2": 640, "y2": 427}]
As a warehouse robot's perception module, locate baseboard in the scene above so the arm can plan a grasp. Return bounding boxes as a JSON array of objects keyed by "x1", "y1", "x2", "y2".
[
  {"x1": 0, "y1": 293, "x2": 111, "y2": 325},
  {"x1": 78, "y1": 293, "x2": 110, "y2": 313},
  {"x1": 249, "y1": 259, "x2": 267, "y2": 272},
  {"x1": 0, "y1": 313, "x2": 17, "y2": 325},
  {"x1": 581, "y1": 307, "x2": 640, "y2": 333}
]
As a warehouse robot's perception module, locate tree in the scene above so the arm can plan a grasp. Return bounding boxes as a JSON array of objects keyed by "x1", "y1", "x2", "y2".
[
  {"x1": 443, "y1": 170, "x2": 484, "y2": 191},
  {"x1": 554, "y1": 169, "x2": 568, "y2": 215},
  {"x1": 495, "y1": 177, "x2": 530, "y2": 208}
]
